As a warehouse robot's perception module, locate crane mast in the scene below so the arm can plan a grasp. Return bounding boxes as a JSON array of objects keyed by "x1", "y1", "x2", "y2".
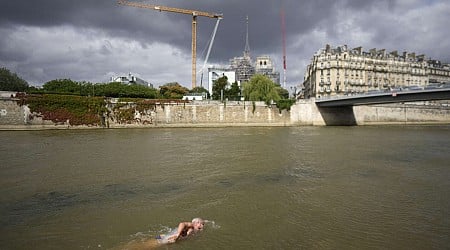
[
  {"x1": 118, "y1": 0, "x2": 223, "y2": 88},
  {"x1": 281, "y1": 7, "x2": 287, "y2": 89}
]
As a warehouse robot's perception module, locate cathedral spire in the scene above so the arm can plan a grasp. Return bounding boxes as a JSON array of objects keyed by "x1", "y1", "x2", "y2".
[{"x1": 244, "y1": 15, "x2": 250, "y2": 58}]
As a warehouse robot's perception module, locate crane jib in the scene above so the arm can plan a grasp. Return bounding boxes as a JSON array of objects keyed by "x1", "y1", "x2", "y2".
[
  {"x1": 118, "y1": 0, "x2": 222, "y2": 19},
  {"x1": 118, "y1": 0, "x2": 223, "y2": 88}
]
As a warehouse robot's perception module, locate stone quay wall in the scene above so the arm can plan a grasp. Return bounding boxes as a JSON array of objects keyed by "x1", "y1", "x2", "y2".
[
  {"x1": 1, "y1": 97, "x2": 449, "y2": 129},
  {"x1": 0, "y1": 99, "x2": 290, "y2": 129},
  {"x1": 0, "y1": 98, "x2": 27, "y2": 125},
  {"x1": 109, "y1": 101, "x2": 290, "y2": 128},
  {"x1": 290, "y1": 98, "x2": 450, "y2": 126}
]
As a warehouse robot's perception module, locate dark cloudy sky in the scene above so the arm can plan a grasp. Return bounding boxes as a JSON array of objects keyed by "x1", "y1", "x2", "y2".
[{"x1": 1, "y1": 0, "x2": 449, "y2": 89}]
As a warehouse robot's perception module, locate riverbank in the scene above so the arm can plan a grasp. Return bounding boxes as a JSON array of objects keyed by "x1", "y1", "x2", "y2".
[
  {"x1": 0, "y1": 122, "x2": 292, "y2": 130},
  {"x1": 1, "y1": 96, "x2": 450, "y2": 129}
]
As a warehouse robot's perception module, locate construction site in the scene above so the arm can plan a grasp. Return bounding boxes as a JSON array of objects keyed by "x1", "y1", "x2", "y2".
[{"x1": 118, "y1": 0, "x2": 286, "y2": 95}]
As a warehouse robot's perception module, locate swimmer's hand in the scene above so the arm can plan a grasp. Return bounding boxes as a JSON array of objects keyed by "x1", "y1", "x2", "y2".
[{"x1": 167, "y1": 234, "x2": 178, "y2": 243}]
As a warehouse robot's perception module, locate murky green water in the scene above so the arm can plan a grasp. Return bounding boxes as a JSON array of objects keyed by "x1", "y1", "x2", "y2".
[{"x1": 1, "y1": 126, "x2": 449, "y2": 249}]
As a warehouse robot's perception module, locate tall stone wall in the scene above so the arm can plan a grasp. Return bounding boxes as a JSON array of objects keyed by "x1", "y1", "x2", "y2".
[
  {"x1": 290, "y1": 98, "x2": 450, "y2": 125},
  {"x1": 109, "y1": 101, "x2": 290, "y2": 127},
  {"x1": 353, "y1": 102, "x2": 450, "y2": 125},
  {"x1": 1, "y1": 97, "x2": 449, "y2": 129},
  {"x1": 0, "y1": 98, "x2": 27, "y2": 125}
]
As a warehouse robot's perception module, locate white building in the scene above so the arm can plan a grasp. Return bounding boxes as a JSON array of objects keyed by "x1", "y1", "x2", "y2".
[
  {"x1": 182, "y1": 93, "x2": 206, "y2": 101},
  {"x1": 207, "y1": 66, "x2": 237, "y2": 95}
]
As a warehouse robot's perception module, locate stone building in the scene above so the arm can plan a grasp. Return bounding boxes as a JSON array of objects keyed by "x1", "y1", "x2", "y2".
[
  {"x1": 302, "y1": 44, "x2": 450, "y2": 98},
  {"x1": 255, "y1": 56, "x2": 280, "y2": 85}
]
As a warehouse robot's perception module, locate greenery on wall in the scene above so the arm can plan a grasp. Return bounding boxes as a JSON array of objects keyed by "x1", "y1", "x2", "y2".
[
  {"x1": 22, "y1": 94, "x2": 106, "y2": 125},
  {"x1": 276, "y1": 99, "x2": 296, "y2": 112}
]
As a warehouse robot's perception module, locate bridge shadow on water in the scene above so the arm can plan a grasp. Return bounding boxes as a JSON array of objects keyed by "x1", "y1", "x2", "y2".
[{"x1": 317, "y1": 106, "x2": 357, "y2": 126}]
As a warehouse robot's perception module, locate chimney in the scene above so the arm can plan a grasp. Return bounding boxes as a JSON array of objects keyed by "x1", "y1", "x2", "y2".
[{"x1": 390, "y1": 50, "x2": 398, "y2": 57}]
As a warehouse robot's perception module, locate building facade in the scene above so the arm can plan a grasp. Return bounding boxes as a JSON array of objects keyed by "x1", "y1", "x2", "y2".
[
  {"x1": 230, "y1": 55, "x2": 254, "y2": 84},
  {"x1": 110, "y1": 73, "x2": 153, "y2": 88},
  {"x1": 208, "y1": 54, "x2": 281, "y2": 96},
  {"x1": 302, "y1": 45, "x2": 450, "y2": 98},
  {"x1": 207, "y1": 66, "x2": 237, "y2": 95},
  {"x1": 255, "y1": 55, "x2": 280, "y2": 85}
]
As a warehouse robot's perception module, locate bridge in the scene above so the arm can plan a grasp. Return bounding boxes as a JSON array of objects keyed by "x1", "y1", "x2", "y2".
[{"x1": 315, "y1": 86, "x2": 450, "y2": 107}]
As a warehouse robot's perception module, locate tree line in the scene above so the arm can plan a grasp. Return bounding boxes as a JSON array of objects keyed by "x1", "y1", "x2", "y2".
[{"x1": 1, "y1": 67, "x2": 293, "y2": 108}]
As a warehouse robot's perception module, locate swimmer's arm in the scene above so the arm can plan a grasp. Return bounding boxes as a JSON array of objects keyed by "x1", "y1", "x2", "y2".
[
  {"x1": 186, "y1": 228, "x2": 194, "y2": 236},
  {"x1": 175, "y1": 222, "x2": 192, "y2": 240}
]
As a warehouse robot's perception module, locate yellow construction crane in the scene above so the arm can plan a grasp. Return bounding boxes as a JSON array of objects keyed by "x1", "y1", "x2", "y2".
[{"x1": 118, "y1": 0, "x2": 223, "y2": 88}]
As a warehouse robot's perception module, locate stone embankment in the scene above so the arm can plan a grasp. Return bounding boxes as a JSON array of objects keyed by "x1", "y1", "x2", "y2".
[
  {"x1": 291, "y1": 98, "x2": 450, "y2": 126},
  {"x1": 1, "y1": 96, "x2": 449, "y2": 129}
]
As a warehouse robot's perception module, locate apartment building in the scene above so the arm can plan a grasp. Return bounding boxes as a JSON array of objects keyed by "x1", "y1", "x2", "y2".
[{"x1": 303, "y1": 45, "x2": 450, "y2": 98}]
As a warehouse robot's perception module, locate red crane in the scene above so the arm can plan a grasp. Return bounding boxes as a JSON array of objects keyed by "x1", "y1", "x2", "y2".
[{"x1": 281, "y1": 6, "x2": 287, "y2": 88}]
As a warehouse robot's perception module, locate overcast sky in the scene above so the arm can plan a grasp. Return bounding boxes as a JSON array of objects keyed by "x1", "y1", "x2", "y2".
[{"x1": 1, "y1": 0, "x2": 449, "y2": 89}]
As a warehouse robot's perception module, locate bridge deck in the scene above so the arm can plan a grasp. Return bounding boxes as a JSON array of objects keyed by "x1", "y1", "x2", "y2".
[{"x1": 315, "y1": 87, "x2": 450, "y2": 107}]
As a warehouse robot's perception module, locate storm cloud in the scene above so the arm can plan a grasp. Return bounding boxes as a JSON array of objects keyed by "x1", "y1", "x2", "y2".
[{"x1": 1, "y1": 0, "x2": 449, "y2": 88}]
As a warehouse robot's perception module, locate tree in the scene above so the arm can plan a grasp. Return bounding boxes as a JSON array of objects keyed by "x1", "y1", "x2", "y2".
[
  {"x1": 43, "y1": 79, "x2": 80, "y2": 94},
  {"x1": 0, "y1": 68, "x2": 29, "y2": 92},
  {"x1": 212, "y1": 76, "x2": 228, "y2": 100},
  {"x1": 159, "y1": 82, "x2": 189, "y2": 99},
  {"x1": 94, "y1": 82, "x2": 158, "y2": 98},
  {"x1": 242, "y1": 74, "x2": 281, "y2": 105},
  {"x1": 276, "y1": 86, "x2": 289, "y2": 99},
  {"x1": 226, "y1": 81, "x2": 241, "y2": 101}
]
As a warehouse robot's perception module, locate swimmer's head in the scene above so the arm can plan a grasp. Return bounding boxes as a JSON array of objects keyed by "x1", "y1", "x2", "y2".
[{"x1": 192, "y1": 218, "x2": 204, "y2": 231}]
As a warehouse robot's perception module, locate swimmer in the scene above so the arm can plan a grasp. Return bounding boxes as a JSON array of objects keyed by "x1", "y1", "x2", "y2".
[
  {"x1": 120, "y1": 218, "x2": 205, "y2": 249},
  {"x1": 158, "y1": 218, "x2": 205, "y2": 243}
]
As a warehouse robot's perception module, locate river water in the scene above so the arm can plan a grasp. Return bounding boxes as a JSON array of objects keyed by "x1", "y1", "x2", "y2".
[{"x1": 1, "y1": 126, "x2": 449, "y2": 250}]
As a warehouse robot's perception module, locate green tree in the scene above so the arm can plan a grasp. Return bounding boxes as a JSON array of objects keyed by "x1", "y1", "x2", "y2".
[
  {"x1": 242, "y1": 74, "x2": 281, "y2": 105},
  {"x1": 0, "y1": 68, "x2": 29, "y2": 92},
  {"x1": 276, "y1": 86, "x2": 289, "y2": 99},
  {"x1": 159, "y1": 82, "x2": 189, "y2": 99},
  {"x1": 226, "y1": 81, "x2": 241, "y2": 101},
  {"x1": 43, "y1": 79, "x2": 80, "y2": 94},
  {"x1": 212, "y1": 76, "x2": 228, "y2": 100}
]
